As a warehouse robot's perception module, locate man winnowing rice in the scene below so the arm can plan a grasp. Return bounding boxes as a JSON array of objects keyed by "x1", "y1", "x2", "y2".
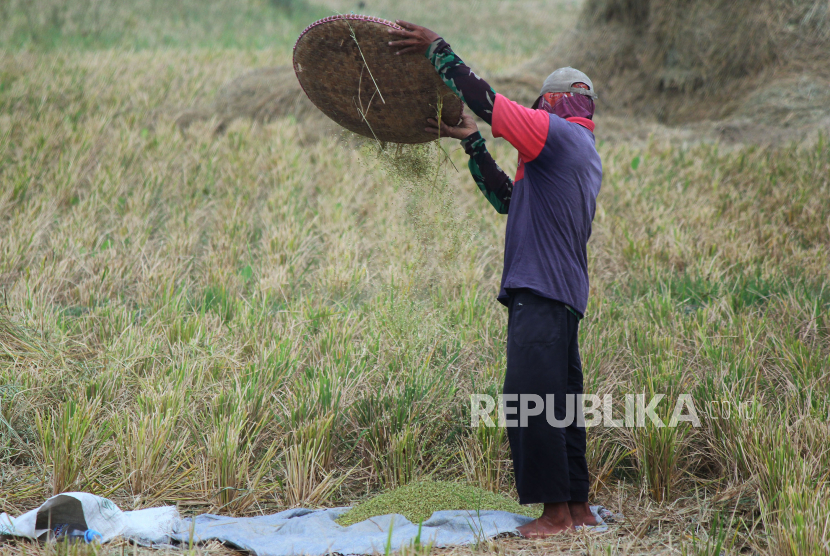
[{"x1": 388, "y1": 22, "x2": 602, "y2": 538}]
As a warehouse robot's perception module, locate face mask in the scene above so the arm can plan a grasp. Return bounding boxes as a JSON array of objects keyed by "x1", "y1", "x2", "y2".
[{"x1": 532, "y1": 85, "x2": 595, "y2": 120}]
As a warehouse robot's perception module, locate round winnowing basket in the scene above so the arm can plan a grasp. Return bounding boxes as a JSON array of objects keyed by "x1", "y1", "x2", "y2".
[{"x1": 293, "y1": 15, "x2": 463, "y2": 144}]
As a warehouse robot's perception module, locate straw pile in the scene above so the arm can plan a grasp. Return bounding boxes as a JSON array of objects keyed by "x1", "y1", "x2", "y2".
[
  {"x1": 507, "y1": 0, "x2": 830, "y2": 123},
  {"x1": 175, "y1": 66, "x2": 327, "y2": 136}
]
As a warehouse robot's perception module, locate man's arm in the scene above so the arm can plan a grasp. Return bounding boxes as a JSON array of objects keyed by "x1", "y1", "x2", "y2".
[
  {"x1": 461, "y1": 132, "x2": 512, "y2": 214},
  {"x1": 392, "y1": 22, "x2": 512, "y2": 214},
  {"x1": 389, "y1": 22, "x2": 550, "y2": 163},
  {"x1": 425, "y1": 113, "x2": 512, "y2": 215},
  {"x1": 428, "y1": 40, "x2": 549, "y2": 163},
  {"x1": 387, "y1": 21, "x2": 496, "y2": 124},
  {"x1": 425, "y1": 39, "x2": 497, "y2": 125}
]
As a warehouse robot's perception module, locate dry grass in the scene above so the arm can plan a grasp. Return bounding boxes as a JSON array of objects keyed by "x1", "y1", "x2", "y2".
[
  {"x1": 0, "y1": 0, "x2": 320, "y2": 50},
  {"x1": 1, "y1": 2, "x2": 830, "y2": 555}
]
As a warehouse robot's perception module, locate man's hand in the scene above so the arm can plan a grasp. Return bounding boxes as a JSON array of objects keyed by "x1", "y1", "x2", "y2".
[
  {"x1": 426, "y1": 110, "x2": 479, "y2": 140},
  {"x1": 387, "y1": 20, "x2": 440, "y2": 55}
]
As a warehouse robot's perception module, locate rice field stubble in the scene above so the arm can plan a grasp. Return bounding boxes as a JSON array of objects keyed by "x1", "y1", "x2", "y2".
[{"x1": 1, "y1": 3, "x2": 830, "y2": 556}]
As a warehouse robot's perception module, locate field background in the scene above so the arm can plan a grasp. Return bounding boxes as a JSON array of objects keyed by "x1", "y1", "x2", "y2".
[{"x1": 1, "y1": 1, "x2": 829, "y2": 555}]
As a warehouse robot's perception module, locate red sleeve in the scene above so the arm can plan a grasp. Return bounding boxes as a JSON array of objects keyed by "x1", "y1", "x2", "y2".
[{"x1": 491, "y1": 94, "x2": 549, "y2": 163}]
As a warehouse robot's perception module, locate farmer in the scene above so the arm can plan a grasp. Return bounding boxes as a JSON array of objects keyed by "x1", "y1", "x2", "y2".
[{"x1": 389, "y1": 22, "x2": 602, "y2": 538}]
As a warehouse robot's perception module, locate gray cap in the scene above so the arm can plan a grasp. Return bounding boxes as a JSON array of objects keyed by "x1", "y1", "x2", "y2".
[{"x1": 540, "y1": 67, "x2": 597, "y2": 99}]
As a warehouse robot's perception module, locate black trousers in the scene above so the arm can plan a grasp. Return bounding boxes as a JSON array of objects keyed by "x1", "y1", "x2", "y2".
[{"x1": 504, "y1": 289, "x2": 589, "y2": 504}]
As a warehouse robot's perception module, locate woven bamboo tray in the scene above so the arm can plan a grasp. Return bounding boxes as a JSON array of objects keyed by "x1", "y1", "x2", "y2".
[{"x1": 293, "y1": 15, "x2": 463, "y2": 144}]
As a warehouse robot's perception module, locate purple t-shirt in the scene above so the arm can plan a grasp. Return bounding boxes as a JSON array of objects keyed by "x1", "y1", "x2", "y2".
[{"x1": 491, "y1": 94, "x2": 602, "y2": 316}]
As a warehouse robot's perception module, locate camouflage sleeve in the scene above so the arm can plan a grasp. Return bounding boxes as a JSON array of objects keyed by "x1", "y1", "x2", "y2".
[
  {"x1": 426, "y1": 39, "x2": 496, "y2": 125},
  {"x1": 460, "y1": 131, "x2": 512, "y2": 215}
]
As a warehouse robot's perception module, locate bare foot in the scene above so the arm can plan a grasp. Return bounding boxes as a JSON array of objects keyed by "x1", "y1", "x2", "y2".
[
  {"x1": 517, "y1": 502, "x2": 574, "y2": 539},
  {"x1": 568, "y1": 501, "x2": 599, "y2": 526}
]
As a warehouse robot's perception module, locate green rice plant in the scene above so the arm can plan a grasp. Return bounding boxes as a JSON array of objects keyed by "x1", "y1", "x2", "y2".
[
  {"x1": 201, "y1": 398, "x2": 278, "y2": 513},
  {"x1": 631, "y1": 421, "x2": 690, "y2": 504},
  {"x1": 682, "y1": 510, "x2": 737, "y2": 556},
  {"x1": 764, "y1": 482, "x2": 830, "y2": 556},
  {"x1": 0, "y1": 314, "x2": 53, "y2": 366},
  {"x1": 768, "y1": 330, "x2": 830, "y2": 395},
  {"x1": 201, "y1": 284, "x2": 236, "y2": 324},
  {"x1": 280, "y1": 367, "x2": 343, "y2": 431},
  {"x1": 458, "y1": 423, "x2": 508, "y2": 494},
  {"x1": 586, "y1": 429, "x2": 630, "y2": 497},
  {"x1": 694, "y1": 376, "x2": 762, "y2": 481},
  {"x1": 208, "y1": 371, "x2": 278, "y2": 453},
  {"x1": 116, "y1": 405, "x2": 197, "y2": 504},
  {"x1": 351, "y1": 372, "x2": 448, "y2": 487},
  {"x1": 739, "y1": 407, "x2": 830, "y2": 554},
  {"x1": 750, "y1": 424, "x2": 803, "y2": 508},
  {"x1": 200, "y1": 384, "x2": 279, "y2": 513},
  {"x1": 376, "y1": 424, "x2": 422, "y2": 489},
  {"x1": 739, "y1": 407, "x2": 828, "y2": 549},
  {"x1": 234, "y1": 368, "x2": 281, "y2": 446},
  {"x1": 281, "y1": 415, "x2": 348, "y2": 507},
  {"x1": 165, "y1": 314, "x2": 204, "y2": 346},
  {"x1": 627, "y1": 356, "x2": 694, "y2": 503},
  {"x1": 0, "y1": 383, "x2": 36, "y2": 464},
  {"x1": 35, "y1": 397, "x2": 113, "y2": 496}
]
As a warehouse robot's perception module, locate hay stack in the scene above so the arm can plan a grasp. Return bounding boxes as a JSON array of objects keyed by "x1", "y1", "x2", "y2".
[
  {"x1": 516, "y1": 0, "x2": 830, "y2": 123},
  {"x1": 175, "y1": 65, "x2": 328, "y2": 136}
]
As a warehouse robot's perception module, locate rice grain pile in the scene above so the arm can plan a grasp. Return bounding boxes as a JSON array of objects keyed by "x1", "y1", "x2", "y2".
[{"x1": 335, "y1": 481, "x2": 539, "y2": 526}]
